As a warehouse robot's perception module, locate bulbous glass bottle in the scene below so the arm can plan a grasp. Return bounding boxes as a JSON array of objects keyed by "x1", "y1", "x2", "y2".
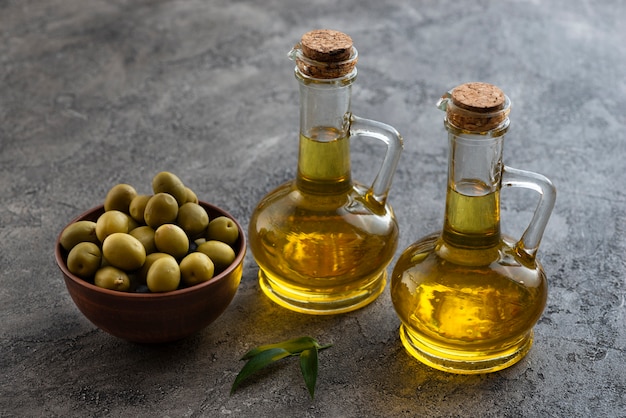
[
  {"x1": 391, "y1": 82, "x2": 556, "y2": 373},
  {"x1": 248, "y1": 30, "x2": 403, "y2": 315}
]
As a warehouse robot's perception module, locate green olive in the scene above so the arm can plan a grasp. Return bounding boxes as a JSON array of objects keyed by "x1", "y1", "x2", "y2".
[
  {"x1": 102, "y1": 232, "x2": 146, "y2": 271},
  {"x1": 104, "y1": 183, "x2": 137, "y2": 213},
  {"x1": 152, "y1": 171, "x2": 187, "y2": 206},
  {"x1": 154, "y1": 223, "x2": 189, "y2": 259},
  {"x1": 177, "y1": 202, "x2": 209, "y2": 237},
  {"x1": 137, "y1": 252, "x2": 171, "y2": 284},
  {"x1": 129, "y1": 225, "x2": 157, "y2": 254},
  {"x1": 197, "y1": 240, "x2": 236, "y2": 273},
  {"x1": 180, "y1": 252, "x2": 214, "y2": 286},
  {"x1": 129, "y1": 194, "x2": 151, "y2": 224},
  {"x1": 95, "y1": 266, "x2": 131, "y2": 291},
  {"x1": 184, "y1": 187, "x2": 198, "y2": 204},
  {"x1": 144, "y1": 192, "x2": 178, "y2": 229},
  {"x1": 146, "y1": 256, "x2": 180, "y2": 292},
  {"x1": 60, "y1": 220, "x2": 98, "y2": 251},
  {"x1": 126, "y1": 213, "x2": 140, "y2": 232},
  {"x1": 67, "y1": 242, "x2": 102, "y2": 279},
  {"x1": 95, "y1": 210, "x2": 129, "y2": 242},
  {"x1": 206, "y1": 216, "x2": 239, "y2": 245}
]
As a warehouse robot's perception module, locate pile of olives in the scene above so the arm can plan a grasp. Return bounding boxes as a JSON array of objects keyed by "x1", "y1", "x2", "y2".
[{"x1": 60, "y1": 171, "x2": 240, "y2": 293}]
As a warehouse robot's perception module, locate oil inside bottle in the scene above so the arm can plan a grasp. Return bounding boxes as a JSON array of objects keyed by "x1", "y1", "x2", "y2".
[
  {"x1": 442, "y1": 180, "x2": 500, "y2": 249},
  {"x1": 391, "y1": 180, "x2": 547, "y2": 373},
  {"x1": 249, "y1": 127, "x2": 398, "y2": 314}
]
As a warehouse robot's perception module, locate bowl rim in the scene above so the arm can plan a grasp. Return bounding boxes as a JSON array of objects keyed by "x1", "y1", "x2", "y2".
[{"x1": 55, "y1": 200, "x2": 246, "y2": 299}]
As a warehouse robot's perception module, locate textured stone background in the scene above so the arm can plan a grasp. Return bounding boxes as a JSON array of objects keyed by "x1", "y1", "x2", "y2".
[{"x1": 1, "y1": 0, "x2": 625, "y2": 416}]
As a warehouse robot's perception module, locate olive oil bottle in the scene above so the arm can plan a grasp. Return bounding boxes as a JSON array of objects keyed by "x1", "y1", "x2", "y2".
[
  {"x1": 248, "y1": 30, "x2": 403, "y2": 314},
  {"x1": 391, "y1": 82, "x2": 556, "y2": 373}
]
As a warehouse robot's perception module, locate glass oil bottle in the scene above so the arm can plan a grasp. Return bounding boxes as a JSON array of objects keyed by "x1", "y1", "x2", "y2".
[
  {"x1": 248, "y1": 30, "x2": 403, "y2": 315},
  {"x1": 391, "y1": 82, "x2": 556, "y2": 373}
]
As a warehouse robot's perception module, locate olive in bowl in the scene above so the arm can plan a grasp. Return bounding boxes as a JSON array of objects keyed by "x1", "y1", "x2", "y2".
[{"x1": 55, "y1": 201, "x2": 246, "y2": 344}]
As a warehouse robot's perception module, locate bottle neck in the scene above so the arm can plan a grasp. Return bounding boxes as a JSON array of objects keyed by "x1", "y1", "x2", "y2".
[
  {"x1": 295, "y1": 70, "x2": 356, "y2": 194},
  {"x1": 442, "y1": 127, "x2": 506, "y2": 249}
]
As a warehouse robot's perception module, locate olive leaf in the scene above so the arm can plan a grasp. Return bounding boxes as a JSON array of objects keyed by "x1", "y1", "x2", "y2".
[
  {"x1": 230, "y1": 347, "x2": 291, "y2": 395},
  {"x1": 299, "y1": 348, "x2": 318, "y2": 398},
  {"x1": 231, "y1": 336, "x2": 332, "y2": 399}
]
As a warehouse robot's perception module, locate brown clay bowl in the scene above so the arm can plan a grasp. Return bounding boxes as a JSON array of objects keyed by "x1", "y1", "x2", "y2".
[{"x1": 55, "y1": 201, "x2": 246, "y2": 344}]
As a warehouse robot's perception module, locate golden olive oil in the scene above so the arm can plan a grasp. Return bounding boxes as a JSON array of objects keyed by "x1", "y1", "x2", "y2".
[
  {"x1": 443, "y1": 182, "x2": 500, "y2": 249},
  {"x1": 249, "y1": 130, "x2": 398, "y2": 314},
  {"x1": 391, "y1": 187, "x2": 548, "y2": 373}
]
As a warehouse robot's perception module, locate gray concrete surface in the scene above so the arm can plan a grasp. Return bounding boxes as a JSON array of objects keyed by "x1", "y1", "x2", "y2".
[{"x1": 1, "y1": 0, "x2": 625, "y2": 416}]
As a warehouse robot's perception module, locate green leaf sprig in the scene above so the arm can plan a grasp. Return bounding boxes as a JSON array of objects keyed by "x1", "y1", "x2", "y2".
[{"x1": 231, "y1": 336, "x2": 332, "y2": 399}]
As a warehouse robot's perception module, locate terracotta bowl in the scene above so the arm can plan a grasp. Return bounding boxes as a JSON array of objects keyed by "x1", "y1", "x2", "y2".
[{"x1": 55, "y1": 201, "x2": 246, "y2": 344}]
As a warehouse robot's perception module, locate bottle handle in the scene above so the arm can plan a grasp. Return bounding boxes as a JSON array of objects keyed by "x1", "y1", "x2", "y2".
[
  {"x1": 501, "y1": 166, "x2": 557, "y2": 259},
  {"x1": 349, "y1": 114, "x2": 404, "y2": 205}
]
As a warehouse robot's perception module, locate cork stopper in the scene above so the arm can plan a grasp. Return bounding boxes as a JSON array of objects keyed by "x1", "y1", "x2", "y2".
[
  {"x1": 301, "y1": 30, "x2": 353, "y2": 62},
  {"x1": 291, "y1": 29, "x2": 358, "y2": 79},
  {"x1": 444, "y1": 82, "x2": 510, "y2": 132}
]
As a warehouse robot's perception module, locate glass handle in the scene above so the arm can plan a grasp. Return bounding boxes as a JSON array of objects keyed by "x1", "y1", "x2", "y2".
[
  {"x1": 350, "y1": 115, "x2": 403, "y2": 205},
  {"x1": 501, "y1": 166, "x2": 557, "y2": 259}
]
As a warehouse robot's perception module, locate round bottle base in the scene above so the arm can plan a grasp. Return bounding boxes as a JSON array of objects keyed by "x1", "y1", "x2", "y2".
[
  {"x1": 258, "y1": 269, "x2": 387, "y2": 315},
  {"x1": 398, "y1": 325, "x2": 534, "y2": 374}
]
